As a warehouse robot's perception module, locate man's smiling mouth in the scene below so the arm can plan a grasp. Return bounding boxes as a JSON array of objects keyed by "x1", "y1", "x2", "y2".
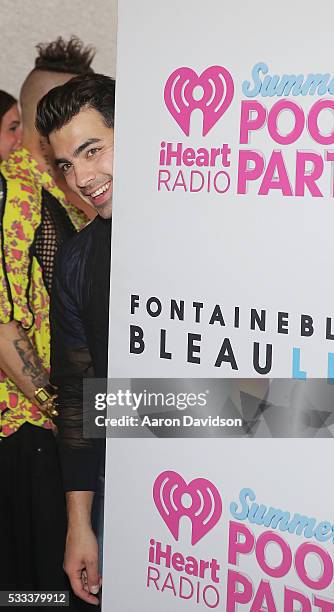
[{"x1": 89, "y1": 180, "x2": 112, "y2": 198}]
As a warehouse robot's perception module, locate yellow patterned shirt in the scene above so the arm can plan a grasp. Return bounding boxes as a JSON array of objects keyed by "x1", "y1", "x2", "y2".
[{"x1": 0, "y1": 148, "x2": 87, "y2": 437}]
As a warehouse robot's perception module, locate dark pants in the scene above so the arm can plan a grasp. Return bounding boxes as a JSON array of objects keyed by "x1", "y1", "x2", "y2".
[{"x1": 0, "y1": 423, "x2": 98, "y2": 610}]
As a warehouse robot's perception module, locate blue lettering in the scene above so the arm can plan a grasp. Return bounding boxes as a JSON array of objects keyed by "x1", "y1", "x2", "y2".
[
  {"x1": 301, "y1": 73, "x2": 330, "y2": 96},
  {"x1": 314, "y1": 521, "x2": 333, "y2": 542},
  {"x1": 292, "y1": 347, "x2": 307, "y2": 379},
  {"x1": 248, "y1": 503, "x2": 268, "y2": 525},
  {"x1": 328, "y1": 77, "x2": 334, "y2": 95},
  {"x1": 229, "y1": 487, "x2": 255, "y2": 520},
  {"x1": 276, "y1": 74, "x2": 304, "y2": 96},
  {"x1": 232, "y1": 488, "x2": 334, "y2": 545},
  {"x1": 242, "y1": 62, "x2": 268, "y2": 98},
  {"x1": 261, "y1": 75, "x2": 279, "y2": 97},
  {"x1": 328, "y1": 352, "x2": 334, "y2": 383},
  {"x1": 288, "y1": 514, "x2": 316, "y2": 538},
  {"x1": 263, "y1": 507, "x2": 290, "y2": 531},
  {"x1": 243, "y1": 64, "x2": 334, "y2": 98}
]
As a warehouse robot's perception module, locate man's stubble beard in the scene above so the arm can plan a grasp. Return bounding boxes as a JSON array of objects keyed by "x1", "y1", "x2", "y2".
[{"x1": 94, "y1": 198, "x2": 112, "y2": 219}]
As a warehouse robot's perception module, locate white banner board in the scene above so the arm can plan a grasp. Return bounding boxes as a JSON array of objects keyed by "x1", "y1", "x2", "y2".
[
  {"x1": 109, "y1": 0, "x2": 334, "y2": 379},
  {"x1": 104, "y1": 1, "x2": 334, "y2": 610}
]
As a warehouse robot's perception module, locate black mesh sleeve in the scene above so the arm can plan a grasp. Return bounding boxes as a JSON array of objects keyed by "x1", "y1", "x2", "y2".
[{"x1": 50, "y1": 246, "x2": 103, "y2": 492}]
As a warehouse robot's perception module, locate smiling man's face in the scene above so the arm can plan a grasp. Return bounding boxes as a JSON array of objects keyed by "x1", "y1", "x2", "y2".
[{"x1": 50, "y1": 107, "x2": 114, "y2": 219}]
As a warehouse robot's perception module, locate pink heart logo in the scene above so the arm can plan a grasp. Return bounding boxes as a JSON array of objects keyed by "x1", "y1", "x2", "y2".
[
  {"x1": 164, "y1": 65, "x2": 234, "y2": 136},
  {"x1": 153, "y1": 470, "x2": 222, "y2": 545}
]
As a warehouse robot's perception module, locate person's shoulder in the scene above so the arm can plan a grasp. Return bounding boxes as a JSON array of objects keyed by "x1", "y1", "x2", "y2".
[
  {"x1": 55, "y1": 217, "x2": 100, "y2": 271},
  {"x1": 1, "y1": 150, "x2": 39, "y2": 224},
  {"x1": 1, "y1": 150, "x2": 36, "y2": 188}
]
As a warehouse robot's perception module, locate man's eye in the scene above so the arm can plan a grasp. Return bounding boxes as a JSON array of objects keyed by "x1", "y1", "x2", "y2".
[
  {"x1": 60, "y1": 163, "x2": 72, "y2": 174},
  {"x1": 87, "y1": 148, "x2": 100, "y2": 158}
]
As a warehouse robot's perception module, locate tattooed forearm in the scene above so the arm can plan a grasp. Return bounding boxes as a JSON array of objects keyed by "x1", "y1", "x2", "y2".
[{"x1": 13, "y1": 326, "x2": 49, "y2": 388}]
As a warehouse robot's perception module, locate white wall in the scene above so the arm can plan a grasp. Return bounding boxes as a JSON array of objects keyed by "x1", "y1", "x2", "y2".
[{"x1": 0, "y1": 0, "x2": 117, "y2": 97}]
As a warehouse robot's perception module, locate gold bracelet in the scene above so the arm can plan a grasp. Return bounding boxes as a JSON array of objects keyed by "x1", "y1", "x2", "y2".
[{"x1": 34, "y1": 384, "x2": 59, "y2": 418}]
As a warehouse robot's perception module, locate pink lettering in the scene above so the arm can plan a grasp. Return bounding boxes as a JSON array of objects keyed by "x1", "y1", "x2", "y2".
[
  {"x1": 179, "y1": 576, "x2": 194, "y2": 600},
  {"x1": 161, "y1": 571, "x2": 177, "y2": 596},
  {"x1": 256, "y1": 531, "x2": 292, "y2": 578},
  {"x1": 295, "y1": 152, "x2": 324, "y2": 196},
  {"x1": 158, "y1": 170, "x2": 171, "y2": 191},
  {"x1": 250, "y1": 580, "x2": 277, "y2": 612},
  {"x1": 258, "y1": 151, "x2": 293, "y2": 196},
  {"x1": 313, "y1": 595, "x2": 334, "y2": 611},
  {"x1": 285, "y1": 587, "x2": 311, "y2": 612},
  {"x1": 213, "y1": 171, "x2": 230, "y2": 194},
  {"x1": 268, "y1": 100, "x2": 304, "y2": 145},
  {"x1": 308, "y1": 100, "x2": 334, "y2": 145},
  {"x1": 295, "y1": 542, "x2": 333, "y2": 590},
  {"x1": 226, "y1": 569, "x2": 253, "y2": 610},
  {"x1": 173, "y1": 170, "x2": 187, "y2": 191},
  {"x1": 239, "y1": 101, "x2": 267, "y2": 144},
  {"x1": 147, "y1": 566, "x2": 160, "y2": 590},
  {"x1": 203, "y1": 584, "x2": 220, "y2": 609},
  {"x1": 237, "y1": 150, "x2": 265, "y2": 194},
  {"x1": 228, "y1": 521, "x2": 255, "y2": 565},
  {"x1": 190, "y1": 171, "x2": 205, "y2": 192}
]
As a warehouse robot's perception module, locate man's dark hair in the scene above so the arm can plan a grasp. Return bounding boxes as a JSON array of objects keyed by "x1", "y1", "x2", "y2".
[
  {"x1": 34, "y1": 36, "x2": 95, "y2": 75},
  {"x1": 36, "y1": 74, "x2": 115, "y2": 138}
]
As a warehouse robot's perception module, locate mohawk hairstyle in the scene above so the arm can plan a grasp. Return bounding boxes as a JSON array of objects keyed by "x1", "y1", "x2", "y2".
[
  {"x1": 34, "y1": 36, "x2": 95, "y2": 75},
  {"x1": 36, "y1": 73, "x2": 115, "y2": 138}
]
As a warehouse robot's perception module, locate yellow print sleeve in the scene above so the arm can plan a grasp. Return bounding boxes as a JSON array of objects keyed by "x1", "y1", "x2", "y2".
[{"x1": 0, "y1": 168, "x2": 41, "y2": 329}]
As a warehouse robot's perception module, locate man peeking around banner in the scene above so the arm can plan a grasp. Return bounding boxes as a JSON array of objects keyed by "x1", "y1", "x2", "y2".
[{"x1": 36, "y1": 74, "x2": 115, "y2": 606}]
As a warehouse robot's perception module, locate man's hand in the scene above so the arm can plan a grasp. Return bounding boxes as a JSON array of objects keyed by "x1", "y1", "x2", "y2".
[
  {"x1": 64, "y1": 523, "x2": 101, "y2": 606},
  {"x1": 65, "y1": 491, "x2": 101, "y2": 605}
]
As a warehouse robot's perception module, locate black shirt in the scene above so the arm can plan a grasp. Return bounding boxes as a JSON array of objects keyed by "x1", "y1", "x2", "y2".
[{"x1": 50, "y1": 216, "x2": 111, "y2": 491}]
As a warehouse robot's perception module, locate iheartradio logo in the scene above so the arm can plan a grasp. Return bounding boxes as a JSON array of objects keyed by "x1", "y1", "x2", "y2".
[
  {"x1": 164, "y1": 66, "x2": 234, "y2": 137},
  {"x1": 153, "y1": 470, "x2": 222, "y2": 545}
]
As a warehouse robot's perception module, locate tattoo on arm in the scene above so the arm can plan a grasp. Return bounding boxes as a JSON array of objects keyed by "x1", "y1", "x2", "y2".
[{"x1": 13, "y1": 326, "x2": 49, "y2": 388}]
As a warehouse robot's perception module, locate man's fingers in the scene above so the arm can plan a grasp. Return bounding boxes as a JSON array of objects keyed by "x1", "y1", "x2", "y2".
[
  {"x1": 63, "y1": 525, "x2": 100, "y2": 603},
  {"x1": 81, "y1": 569, "x2": 90, "y2": 593},
  {"x1": 86, "y1": 557, "x2": 101, "y2": 595},
  {"x1": 67, "y1": 568, "x2": 100, "y2": 606}
]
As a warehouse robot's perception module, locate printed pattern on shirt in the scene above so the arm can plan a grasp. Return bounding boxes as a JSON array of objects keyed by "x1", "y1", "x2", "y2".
[{"x1": 0, "y1": 148, "x2": 87, "y2": 436}]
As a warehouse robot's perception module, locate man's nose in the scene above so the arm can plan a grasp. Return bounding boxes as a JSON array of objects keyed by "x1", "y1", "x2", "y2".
[{"x1": 74, "y1": 162, "x2": 96, "y2": 188}]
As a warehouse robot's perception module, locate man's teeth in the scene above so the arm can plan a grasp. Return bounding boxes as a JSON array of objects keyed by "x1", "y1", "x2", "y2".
[{"x1": 91, "y1": 182, "x2": 110, "y2": 198}]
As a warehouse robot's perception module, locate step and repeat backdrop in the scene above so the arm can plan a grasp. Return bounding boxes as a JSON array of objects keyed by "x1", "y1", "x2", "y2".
[{"x1": 105, "y1": 1, "x2": 334, "y2": 609}]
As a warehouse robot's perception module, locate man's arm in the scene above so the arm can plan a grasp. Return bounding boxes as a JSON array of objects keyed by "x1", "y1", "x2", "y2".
[
  {"x1": 50, "y1": 243, "x2": 102, "y2": 605},
  {"x1": 0, "y1": 174, "x2": 52, "y2": 407},
  {"x1": 0, "y1": 320, "x2": 49, "y2": 400}
]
